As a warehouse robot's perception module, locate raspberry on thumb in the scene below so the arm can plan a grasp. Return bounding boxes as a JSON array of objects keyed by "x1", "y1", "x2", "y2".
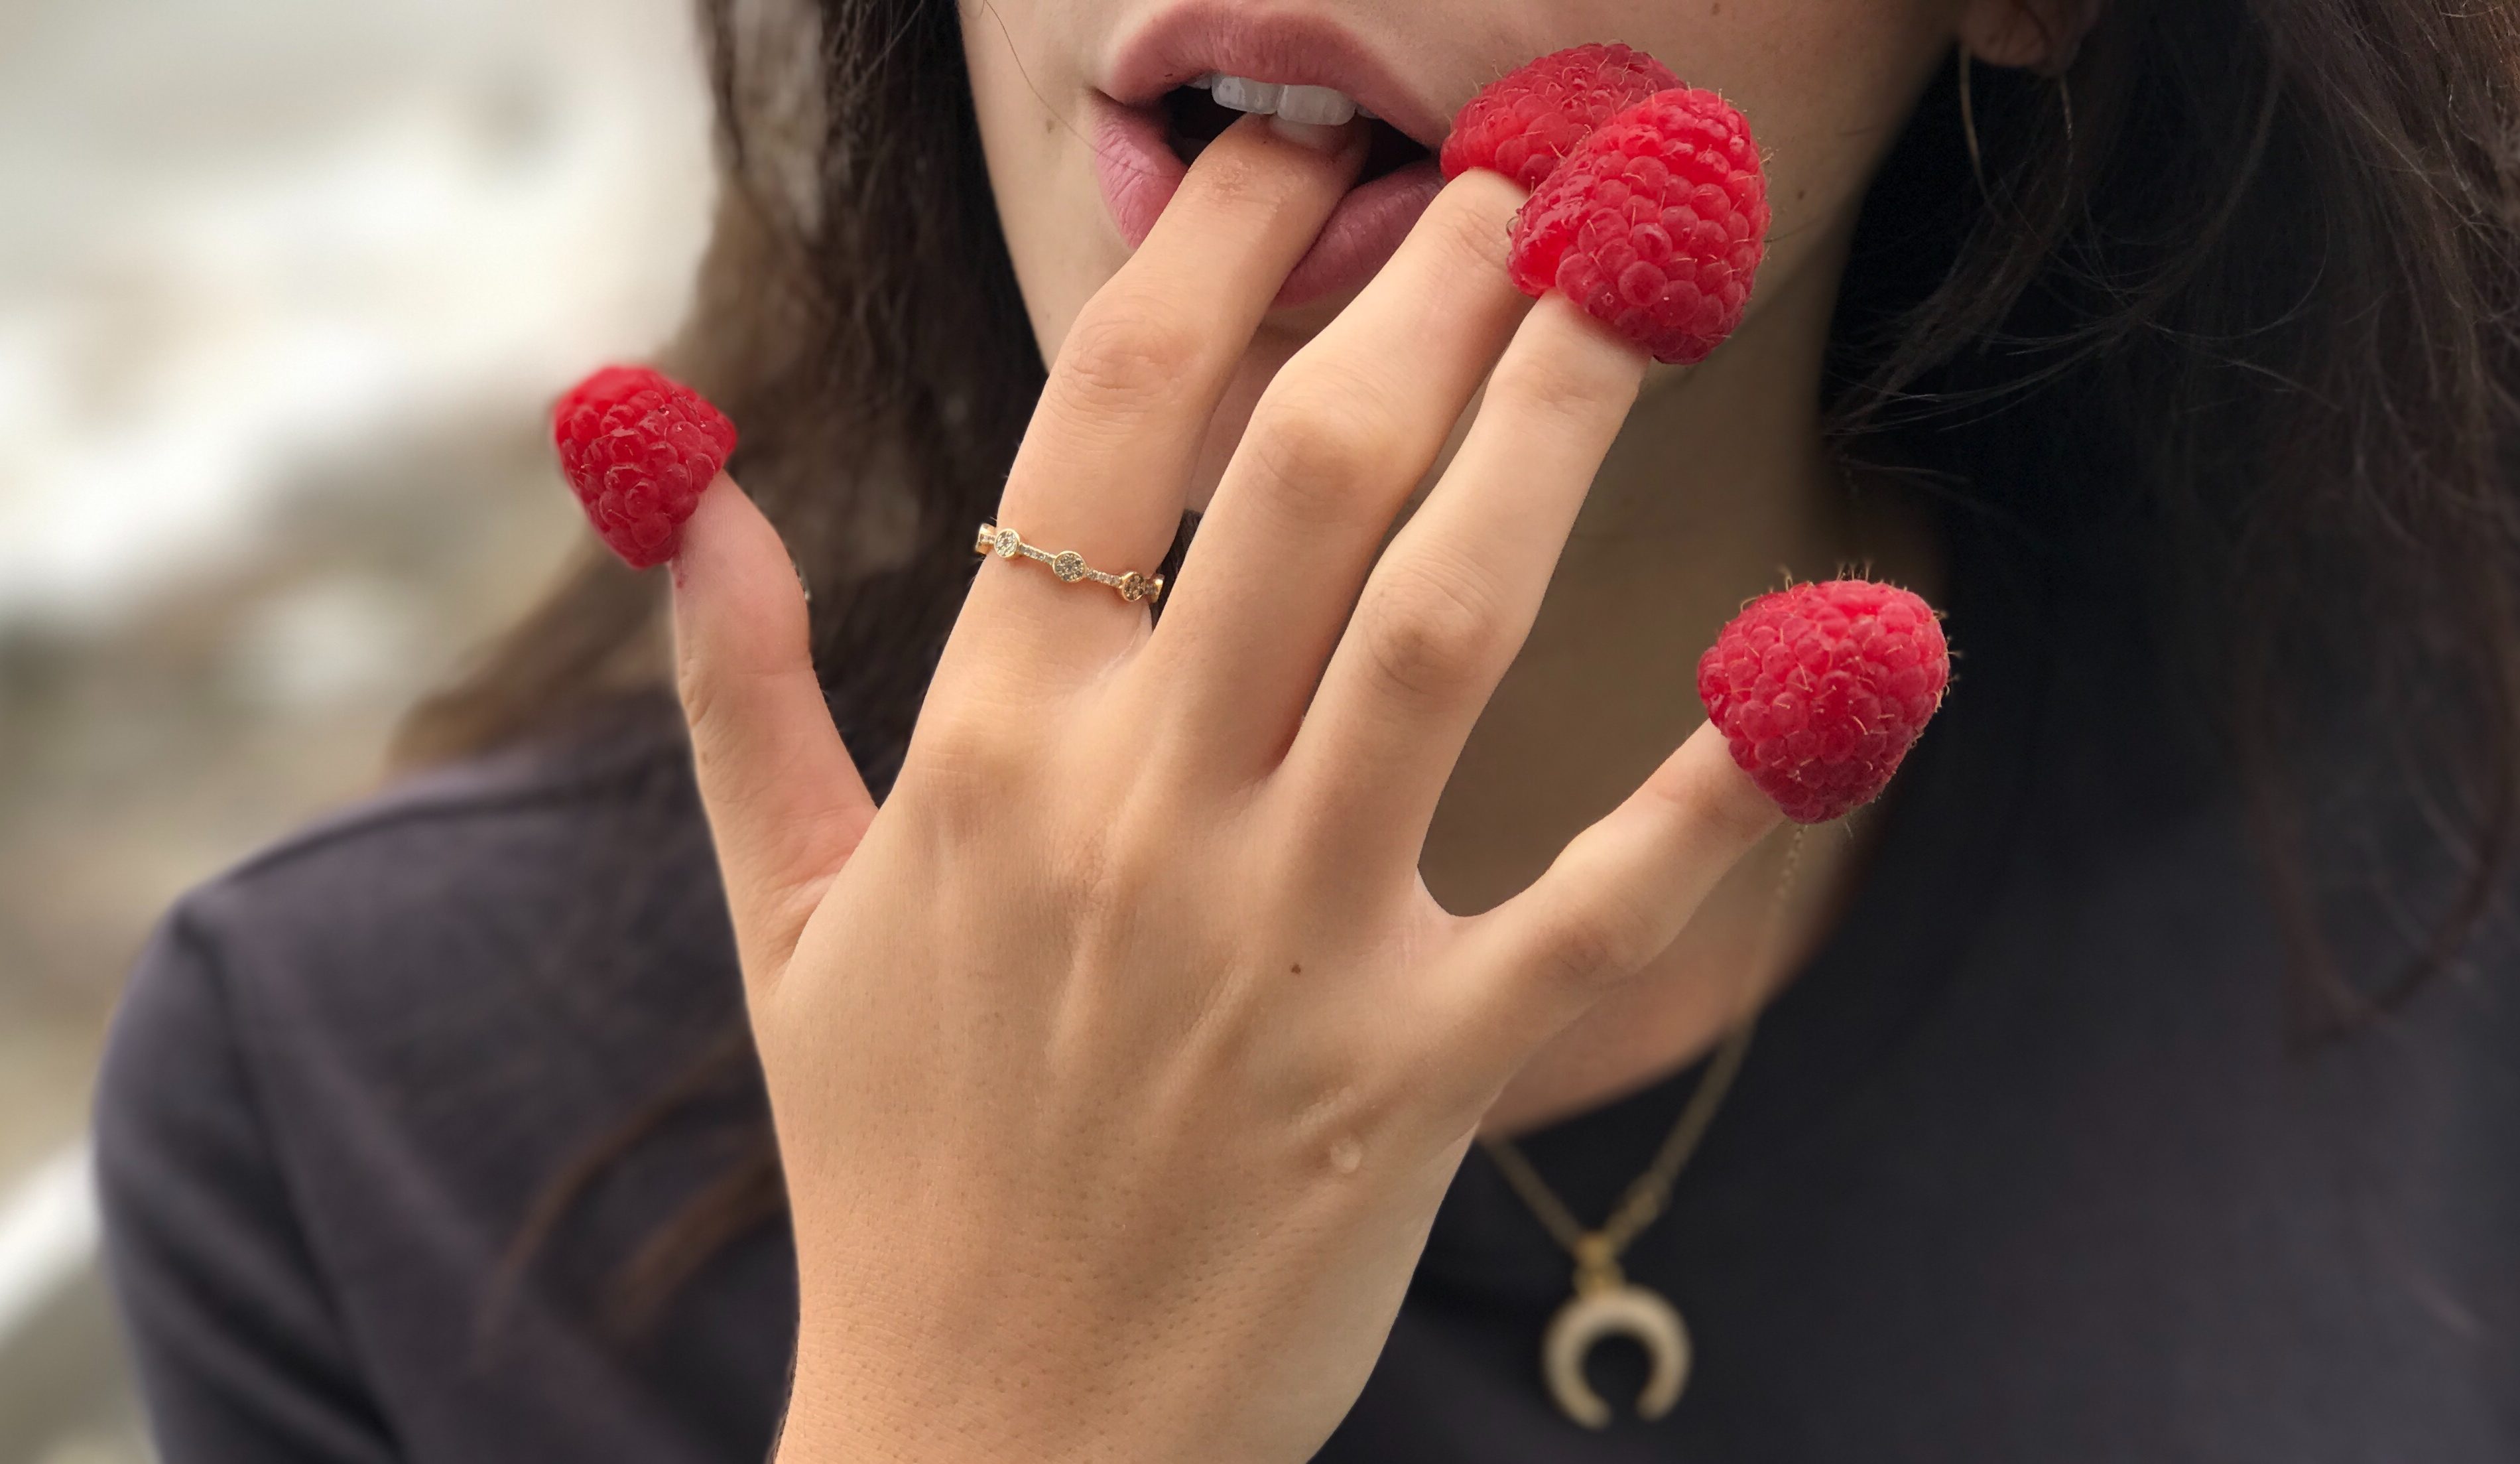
[
  {"x1": 1695, "y1": 578, "x2": 1951, "y2": 824},
  {"x1": 552, "y1": 365, "x2": 738, "y2": 568}
]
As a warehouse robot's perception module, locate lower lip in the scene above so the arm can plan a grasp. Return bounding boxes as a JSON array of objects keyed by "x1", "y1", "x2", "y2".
[{"x1": 1092, "y1": 97, "x2": 1444, "y2": 311}]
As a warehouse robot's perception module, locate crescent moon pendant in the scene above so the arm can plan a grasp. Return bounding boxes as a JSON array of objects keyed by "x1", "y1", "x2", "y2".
[{"x1": 1541, "y1": 1282, "x2": 1692, "y2": 1430}]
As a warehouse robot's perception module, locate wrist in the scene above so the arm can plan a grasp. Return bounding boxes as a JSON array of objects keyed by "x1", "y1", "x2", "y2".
[{"x1": 773, "y1": 1309, "x2": 1270, "y2": 1464}]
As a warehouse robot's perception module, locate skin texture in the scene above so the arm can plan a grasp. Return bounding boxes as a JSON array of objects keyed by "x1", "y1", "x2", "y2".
[{"x1": 667, "y1": 2, "x2": 2087, "y2": 1459}]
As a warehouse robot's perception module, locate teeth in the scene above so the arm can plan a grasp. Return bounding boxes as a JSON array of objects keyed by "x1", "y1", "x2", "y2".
[
  {"x1": 1210, "y1": 75, "x2": 1285, "y2": 114},
  {"x1": 1276, "y1": 84, "x2": 1359, "y2": 126},
  {"x1": 1204, "y1": 74, "x2": 1360, "y2": 126}
]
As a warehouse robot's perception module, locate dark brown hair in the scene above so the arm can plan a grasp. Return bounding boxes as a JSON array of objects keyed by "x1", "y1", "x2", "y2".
[{"x1": 418, "y1": 0, "x2": 2520, "y2": 1323}]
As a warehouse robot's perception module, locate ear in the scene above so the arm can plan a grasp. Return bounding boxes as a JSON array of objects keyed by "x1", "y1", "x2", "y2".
[{"x1": 1959, "y1": 0, "x2": 2100, "y2": 75}]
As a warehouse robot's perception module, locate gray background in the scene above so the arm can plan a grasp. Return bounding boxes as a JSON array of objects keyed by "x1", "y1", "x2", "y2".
[{"x1": 0, "y1": 0, "x2": 715, "y2": 1456}]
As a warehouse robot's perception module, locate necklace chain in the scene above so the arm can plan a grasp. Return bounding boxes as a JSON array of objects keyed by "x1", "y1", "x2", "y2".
[
  {"x1": 1477, "y1": 828, "x2": 1806, "y2": 1276},
  {"x1": 1480, "y1": 1016, "x2": 1756, "y2": 1262}
]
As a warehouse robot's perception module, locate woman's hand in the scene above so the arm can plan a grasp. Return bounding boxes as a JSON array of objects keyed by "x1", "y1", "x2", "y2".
[{"x1": 668, "y1": 113, "x2": 1781, "y2": 1464}]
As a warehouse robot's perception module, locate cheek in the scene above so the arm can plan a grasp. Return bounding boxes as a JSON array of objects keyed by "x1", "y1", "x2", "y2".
[
  {"x1": 1651, "y1": 1, "x2": 1957, "y2": 292},
  {"x1": 962, "y1": 3, "x2": 1132, "y2": 368}
]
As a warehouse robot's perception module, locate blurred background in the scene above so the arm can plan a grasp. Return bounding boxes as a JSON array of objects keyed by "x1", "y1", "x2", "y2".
[{"x1": 0, "y1": 0, "x2": 717, "y2": 1455}]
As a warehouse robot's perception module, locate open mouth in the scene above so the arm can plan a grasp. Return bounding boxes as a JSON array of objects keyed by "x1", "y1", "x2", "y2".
[
  {"x1": 1092, "y1": 72, "x2": 1449, "y2": 311},
  {"x1": 1158, "y1": 75, "x2": 1435, "y2": 184}
]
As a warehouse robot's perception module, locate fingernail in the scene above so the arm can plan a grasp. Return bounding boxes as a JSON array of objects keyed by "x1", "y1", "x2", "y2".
[{"x1": 1269, "y1": 115, "x2": 1354, "y2": 152}]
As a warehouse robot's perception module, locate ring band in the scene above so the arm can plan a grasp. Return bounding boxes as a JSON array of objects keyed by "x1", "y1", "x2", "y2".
[{"x1": 974, "y1": 521, "x2": 1166, "y2": 606}]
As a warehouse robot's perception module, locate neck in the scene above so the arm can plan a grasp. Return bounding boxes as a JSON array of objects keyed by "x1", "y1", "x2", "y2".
[{"x1": 1422, "y1": 219, "x2": 1945, "y2": 1137}]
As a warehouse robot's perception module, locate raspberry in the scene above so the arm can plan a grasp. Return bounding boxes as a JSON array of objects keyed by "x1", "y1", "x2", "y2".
[
  {"x1": 551, "y1": 365, "x2": 737, "y2": 568},
  {"x1": 1508, "y1": 88, "x2": 1771, "y2": 364},
  {"x1": 1440, "y1": 43, "x2": 1681, "y2": 194},
  {"x1": 1695, "y1": 579, "x2": 1950, "y2": 824}
]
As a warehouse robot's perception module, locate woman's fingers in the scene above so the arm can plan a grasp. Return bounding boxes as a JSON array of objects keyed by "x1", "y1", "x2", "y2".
[
  {"x1": 671, "y1": 476, "x2": 878, "y2": 983},
  {"x1": 1143, "y1": 168, "x2": 1533, "y2": 775},
  {"x1": 951, "y1": 114, "x2": 1365, "y2": 689},
  {"x1": 1283, "y1": 294, "x2": 1649, "y2": 871},
  {"x1": 1434, "y1": 722, "x2": 1783, "y2": 1079}
]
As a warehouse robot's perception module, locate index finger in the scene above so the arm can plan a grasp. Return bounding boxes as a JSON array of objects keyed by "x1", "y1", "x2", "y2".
[{"x1": 950, "y1": 113, "x2": 1366, "y2": 686}]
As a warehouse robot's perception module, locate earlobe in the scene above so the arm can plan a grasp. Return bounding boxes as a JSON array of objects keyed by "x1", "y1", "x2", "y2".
[{"x1": 1958, "y1": 0, "x2": 2099, "y2": 75}]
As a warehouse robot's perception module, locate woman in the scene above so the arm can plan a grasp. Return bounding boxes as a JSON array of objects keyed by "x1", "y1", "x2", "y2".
[{"x1": 94, "y1": 0, "x2": 2520, "y2": 1459}]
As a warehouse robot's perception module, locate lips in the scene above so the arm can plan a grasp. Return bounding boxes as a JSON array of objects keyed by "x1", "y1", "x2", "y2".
[{"x1": 1094, "y1": 9, "x2": 1450, "y2": 310}]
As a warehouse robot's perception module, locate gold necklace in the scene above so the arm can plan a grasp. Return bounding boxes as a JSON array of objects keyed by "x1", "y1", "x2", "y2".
[{"x1": 1477, "y1": 830, "x2": 1803, "y2": 1430}]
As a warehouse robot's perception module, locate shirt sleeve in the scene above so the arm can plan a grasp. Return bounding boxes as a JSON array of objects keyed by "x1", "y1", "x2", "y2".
[{"x1": 92, "y1": 903, "x2": 402, "y2": 1464}]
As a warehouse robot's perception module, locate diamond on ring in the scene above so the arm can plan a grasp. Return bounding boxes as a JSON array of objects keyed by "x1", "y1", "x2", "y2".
[{"x1": 972, "y1": 520, "x2": 1165, "y2": 608}]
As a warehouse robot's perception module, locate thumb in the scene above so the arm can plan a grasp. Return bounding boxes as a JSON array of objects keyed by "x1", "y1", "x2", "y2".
[{"x1": 670, "y1": 476, "x2": 878, "y2": 981}]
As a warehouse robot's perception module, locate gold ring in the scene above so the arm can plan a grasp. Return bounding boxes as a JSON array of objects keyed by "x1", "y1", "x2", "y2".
[{"x1": 974, "y1": 521, "x2": 1165, "y2": 606}]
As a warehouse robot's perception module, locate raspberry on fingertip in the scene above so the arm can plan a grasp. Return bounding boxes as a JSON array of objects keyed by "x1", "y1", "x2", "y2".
[
  {"x1": 1696, "y1": 578, "x2": 1950, "y2": 824},
  {"x1": 552, "y1": 365, "x2": 739, "y2": 568},
  {"x1": 1440, "y1": 42, "x2": 1682, "y2": 194},
  {"x1": 1509, "y1": 88, "x2": 1772, "y2": 366}
]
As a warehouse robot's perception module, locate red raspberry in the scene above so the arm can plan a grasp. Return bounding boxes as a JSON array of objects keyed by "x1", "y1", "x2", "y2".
[
  {"x1": 1508, "y1": 88, "x2": 1771, "y2": 364},
  {"x1": 551, "y1": 365, "x2": 737, "y2": 568},
  {"x1": 1695, "y1": 579, "x2": 1950, "y2": 824},
  {"x1": 1440, "y1": 43, "x2": 1681, "y2": 194}
]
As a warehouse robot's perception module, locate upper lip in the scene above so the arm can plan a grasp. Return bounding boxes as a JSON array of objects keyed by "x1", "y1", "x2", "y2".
[{"x1": 1102, "y1": 5, "x2": 1450, "y2": 151}]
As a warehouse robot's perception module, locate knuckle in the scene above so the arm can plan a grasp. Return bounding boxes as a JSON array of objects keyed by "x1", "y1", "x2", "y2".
[
  {"x1": 905, "y1": 712, "x2": 1031, "y2": 826},
  {"x1": 1424, "y1": 178, "x2": 1518, "y2": 279},
  {"x1": 1354, "y1": 554, "x2": 1502, "y2": 704},
  {"x1": 1487, "y1": 328, "x2": 1642, "y2": 431},
  {"x1": 1649, "y1": 756, "x2": 1780, "y2": 854},
  {"x1": 1055, "y1": 297, "x2": 1207, "y2": 417},
  {"x1": 913, "y1": 712, "x2": 989, "y2": 773},
  {"x1": 1245, "y1": 385, "x2": 1395, "y2": 519},
  {"x1": 1532, "y1": 895, "x2": 1657, "y2": 992}
]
